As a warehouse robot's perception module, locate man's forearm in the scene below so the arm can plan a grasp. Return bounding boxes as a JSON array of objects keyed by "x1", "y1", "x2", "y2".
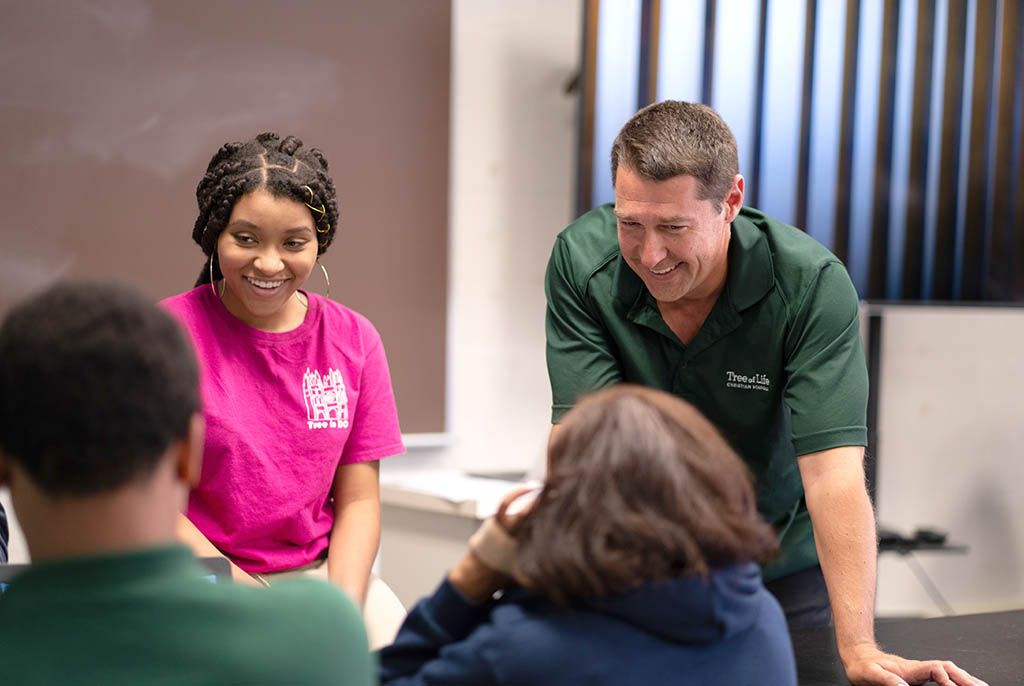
[
  {"x1": 801, "y1": 448, "x2": 988, "y2": 686},
  {"x1": 815, "y1": 486, "x2": 878, "y2": 659},
  {"x1": 800, "y1": 447, "x2": 878, "y2": 662}
]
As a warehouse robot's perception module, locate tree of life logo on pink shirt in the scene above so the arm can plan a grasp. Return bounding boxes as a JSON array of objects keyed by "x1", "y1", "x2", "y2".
[{"x1": 302, "y1": 368, "x2": 349, "y2": 430}]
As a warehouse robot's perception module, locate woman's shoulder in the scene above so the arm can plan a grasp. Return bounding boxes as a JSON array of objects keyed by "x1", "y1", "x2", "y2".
[
  {"x1": 159, "y1": 286, "x2": 214, "y2": 331},
  {"x1": 311, "y1": 295, "x2": 384, "y2": 344},
  {"x1": 160, "y1": 286, "x2": 207, "y2": 317}
]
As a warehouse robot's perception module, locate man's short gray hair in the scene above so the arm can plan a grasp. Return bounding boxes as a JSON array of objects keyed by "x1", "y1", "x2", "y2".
[{"x1": 611, "y1": 101, "x2": 739, "y2": 210}]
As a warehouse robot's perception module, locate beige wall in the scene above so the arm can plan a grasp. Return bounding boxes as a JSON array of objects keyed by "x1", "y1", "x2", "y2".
[
  {"x1": 872, "y1": 305, "x2": 1024, "y2": 616},
  {"x1": 439, "y1": 0, "x2": 582, "y2": 472}
]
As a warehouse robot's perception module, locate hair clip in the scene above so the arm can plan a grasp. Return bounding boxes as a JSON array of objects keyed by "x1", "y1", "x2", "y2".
[{"x1": 303, "y1": 185, "x2": 330, "y2": 234}]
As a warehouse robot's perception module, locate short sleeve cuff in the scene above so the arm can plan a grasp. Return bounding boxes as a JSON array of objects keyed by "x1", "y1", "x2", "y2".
[
  {"x1": 551, "y1": 405, "x2": 574, "y2": 423},
  {"x1": 792, "y1": 426, "x2": 868, "y2": 456}
]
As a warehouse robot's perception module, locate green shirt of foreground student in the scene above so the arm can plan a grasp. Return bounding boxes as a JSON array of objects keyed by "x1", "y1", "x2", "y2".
[{"x1": 0, "y1": 281, "x2": 372, "y2": 686}]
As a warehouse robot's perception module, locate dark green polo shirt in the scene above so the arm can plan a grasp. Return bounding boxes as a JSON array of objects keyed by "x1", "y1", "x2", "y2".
[
  {"x1": 545, "y1": 204, "x2": 868, "y2": 581},
  {"x1": 0, "y1": 545, "x2": 372, "y2": 685}
]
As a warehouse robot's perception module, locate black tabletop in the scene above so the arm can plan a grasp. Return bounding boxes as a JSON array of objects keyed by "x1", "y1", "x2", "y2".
[{"x1": 792, "y1": 609, "x2": 1024, "y2": 686}]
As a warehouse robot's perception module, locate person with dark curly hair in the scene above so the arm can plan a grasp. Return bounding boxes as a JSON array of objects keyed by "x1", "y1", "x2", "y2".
[
  {"x1": 379, "y1": 384, "x2": 796, "y2": 686},
  {"x1": 0, "y1": 281, "x2": 373, "y2": 685},
  {"x1": 162, "y1": 133, "x2": 405, "y2": 608}
]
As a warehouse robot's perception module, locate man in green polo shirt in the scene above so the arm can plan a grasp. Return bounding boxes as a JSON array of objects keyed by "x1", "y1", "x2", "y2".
[
  {"x1": 0, "y1": 281, "x2": 372, "y2": 686},
  {"x1": 545, "y1": 101, "x2": 982, "y2": 686}
]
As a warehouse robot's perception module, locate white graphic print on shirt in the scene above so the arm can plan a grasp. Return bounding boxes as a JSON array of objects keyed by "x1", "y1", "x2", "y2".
[{"x1": 302, "y1": 367, "x2": 349, "y2": 429}]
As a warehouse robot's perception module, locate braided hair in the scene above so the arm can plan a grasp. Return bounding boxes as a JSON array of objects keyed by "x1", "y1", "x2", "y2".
[{"x1": 191, "y1": 132, "x2": 339, "y2": 286}]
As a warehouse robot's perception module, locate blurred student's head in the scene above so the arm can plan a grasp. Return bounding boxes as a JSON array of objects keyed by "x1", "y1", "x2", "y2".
[
  {"x1": 513, "y1": 384, "x2": 777, "y2": 605},
  {"x1": 0, "y1": 280, "x2": 200, "y2": 497}
]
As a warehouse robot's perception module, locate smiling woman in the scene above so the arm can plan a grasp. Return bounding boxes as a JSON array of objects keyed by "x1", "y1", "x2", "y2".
[
  {"x1": 216, "y1": 190, "x2": 319, "y2": 332},
  {"x1": 160, "y1": 133, "x2": 406, "y2": 604}
]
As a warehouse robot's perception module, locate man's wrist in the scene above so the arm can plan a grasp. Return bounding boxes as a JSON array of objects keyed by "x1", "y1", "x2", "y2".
[{"x1": 838, "y1": 638, "x2": 881, "y2": 667}]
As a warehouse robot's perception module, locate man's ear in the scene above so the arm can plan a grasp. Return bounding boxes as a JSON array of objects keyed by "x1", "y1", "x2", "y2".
[
  {"x1": 723, "y1": 174, "x2": 745, "y2": 222},
  {"x1": 174, "y1": 413, "x2": 205, "y2": 487}
]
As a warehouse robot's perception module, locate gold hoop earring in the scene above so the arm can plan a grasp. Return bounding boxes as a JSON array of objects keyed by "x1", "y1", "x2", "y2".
[
  {"x1": 295, "y1": 262, "x2": 331, "y2": 307},
  {"x1": 319, "y1": 262, "x2": 331, "y2": 301},
  {"x1": 209, "y1": 250, "x2": 225, "y2": 299},
  {"x1": 208, "y1": 251, "x2": 217, "y2": 299}
]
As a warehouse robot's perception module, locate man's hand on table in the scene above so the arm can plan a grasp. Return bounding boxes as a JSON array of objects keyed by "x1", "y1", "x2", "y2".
[{"x1": 842, "y1": 642, "x2": 987, "y2": 686}]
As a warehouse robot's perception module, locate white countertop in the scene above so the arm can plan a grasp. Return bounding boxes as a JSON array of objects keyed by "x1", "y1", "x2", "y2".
[{"x1": 380, "y1": 468, "x2": 540, "y2": 520}]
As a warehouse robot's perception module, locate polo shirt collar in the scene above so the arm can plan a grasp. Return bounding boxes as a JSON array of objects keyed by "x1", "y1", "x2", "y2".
[
  {"x1": 726, "y1": 211, "x2": 775, "y2": 311},
  {"x1": 612, "y1": 251, "x2": 644, "y2": 310},
  {"x1": 612, "y1": 256, "x2": 668, "y2": 334},
  {"x1": 611, "y1": 210, "x2": 775, "y2": 315}
]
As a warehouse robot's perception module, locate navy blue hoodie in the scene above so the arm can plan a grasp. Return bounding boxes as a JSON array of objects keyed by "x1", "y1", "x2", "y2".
[{"x1": 379, "y1": 562, "x2": 796, "y2": 685}]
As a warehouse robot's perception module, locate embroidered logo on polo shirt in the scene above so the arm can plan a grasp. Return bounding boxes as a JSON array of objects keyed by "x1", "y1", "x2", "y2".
[
  {"x1": 303, "y1": 367, "x2": 349, "y2": 429},
  {"x1": 725, "y1": 370, "x2": 771, "y2": 392}
]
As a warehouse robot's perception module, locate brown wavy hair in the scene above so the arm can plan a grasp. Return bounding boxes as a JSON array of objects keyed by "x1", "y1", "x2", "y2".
[{"x1": 510, "y1": 385, "x2": 777, "y2": 605}]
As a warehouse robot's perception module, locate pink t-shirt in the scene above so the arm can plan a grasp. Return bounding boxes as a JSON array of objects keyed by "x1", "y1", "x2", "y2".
[{"x1": 162, "y1": 286, "x2": 405, "y2": 573}]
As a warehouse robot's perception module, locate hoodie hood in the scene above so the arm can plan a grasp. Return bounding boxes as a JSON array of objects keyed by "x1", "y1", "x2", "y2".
[{"x1": 583, "y1": 563, "x2": 766, "y2": 645}]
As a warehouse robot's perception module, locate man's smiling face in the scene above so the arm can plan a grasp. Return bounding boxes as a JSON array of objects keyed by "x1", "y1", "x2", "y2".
[{"x1": 614, "y1": 165, "x2": 740, "y2": 305}]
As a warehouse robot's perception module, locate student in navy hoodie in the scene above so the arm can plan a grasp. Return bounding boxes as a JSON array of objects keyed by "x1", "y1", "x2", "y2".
[{"x1": 379, "y1": 384, "x2": 797, "y2": 686}]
